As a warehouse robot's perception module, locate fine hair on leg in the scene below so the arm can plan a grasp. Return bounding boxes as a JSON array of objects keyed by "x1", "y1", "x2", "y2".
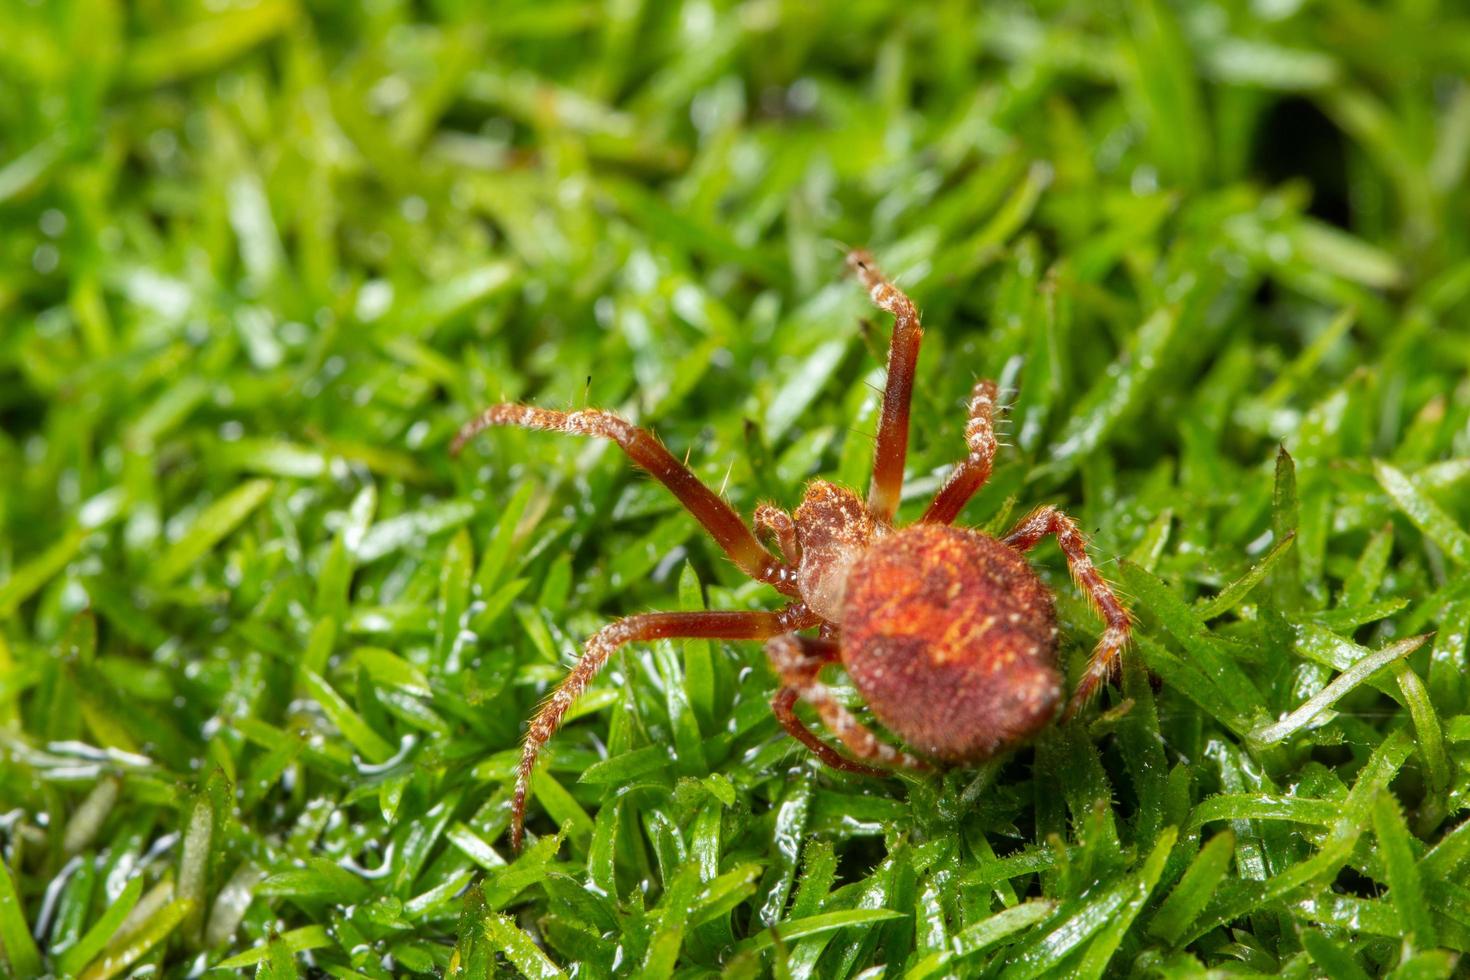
[
  {"x1": 1002, "y1": 506, "x2": 1132, "y2": 719},
  {"x1": 848, "y1": 250, "x2": 922, "y2": 525},
  {"x1": 511, "y1": 604, "x2": 817, "y2": 850},
  {"x1": 452, "y1": 404, "x2": 792, "y2": 591},
  {"x1": 922, "y1": 379, "x2": 999, "y2": 525}
]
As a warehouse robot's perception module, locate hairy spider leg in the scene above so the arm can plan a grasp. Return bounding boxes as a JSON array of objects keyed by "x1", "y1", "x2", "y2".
[
  {"x1": 512, "y1": 604, "x2": 818, "y2": 851},
  {"x1": 765, "y1": 634, "x2": 930, "y2": 771},
  {"x1": 848, "y1": 250, "x2": 923, "y2": 525},
  {"x1": 1002, "y1": 506, "x2": 1132, "y2": 719},
  {"x1": 753, "y1": 503, "x2": 801, "y2": 565},
  {"x1": 922, "y1": 379, "x2": 999, "y2": 525},
  {"x1": 452, "y1": 405, "x2": 794, "y2": 593}
]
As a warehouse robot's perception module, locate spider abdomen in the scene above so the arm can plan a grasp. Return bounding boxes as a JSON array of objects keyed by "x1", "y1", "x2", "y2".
[{"x1": 841, "y1": 523, "x2": 1062, "y2": 764}]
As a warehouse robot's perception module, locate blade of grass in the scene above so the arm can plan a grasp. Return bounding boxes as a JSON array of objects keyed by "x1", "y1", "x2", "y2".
[
  {"x1": 1251, "y1": 635, "x2": 1429, "y2": 744},
  {"x1": 485, "y1": 912, "x2": 570, "y2": 979},
  {"x1": 906, "y1": 900, "x2": 1057, "y2": 980},
  {"x1": 1375, "y1": 460, "x2": 1470, "y2": 565},
  {"x1": 152, "y1": 479, "x2": 275, "y2": 585},
  {"x1": 0, "y1": 858, "x2": 40, "y2": 978},
  {"x1": 1372, "y1": 791, "x2": 1436, "y2": 947}
]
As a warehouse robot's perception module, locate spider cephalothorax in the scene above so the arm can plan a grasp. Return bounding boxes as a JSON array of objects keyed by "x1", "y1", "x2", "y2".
[{"x1": 454, "y1": 250, "x2": 1132, "y2": 850}]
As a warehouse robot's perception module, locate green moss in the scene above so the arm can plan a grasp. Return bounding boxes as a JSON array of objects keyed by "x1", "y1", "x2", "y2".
[{"x1": 2, "y1": 1, "x2": 1469, "y2": 976}]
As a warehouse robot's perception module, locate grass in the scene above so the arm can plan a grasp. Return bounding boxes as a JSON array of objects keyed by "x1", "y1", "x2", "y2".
[{"x1": 2, "y1": 0, "x2": 1470, "y2": 977}]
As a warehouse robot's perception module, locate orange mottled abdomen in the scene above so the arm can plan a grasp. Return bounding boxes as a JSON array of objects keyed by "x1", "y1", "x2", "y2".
[{"x1": 841, "y1": 523, "x2": 1061, "y2": 763}]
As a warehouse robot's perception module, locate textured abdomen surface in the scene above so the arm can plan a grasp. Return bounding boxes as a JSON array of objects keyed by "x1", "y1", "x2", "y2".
[{"x1": 841, "y1": 523, "x2": 1061, "y2": 763}]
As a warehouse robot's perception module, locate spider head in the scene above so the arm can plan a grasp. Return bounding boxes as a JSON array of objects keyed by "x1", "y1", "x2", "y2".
[{"x1": 793, "y1": 480, "x2": 877, "y2": 621}]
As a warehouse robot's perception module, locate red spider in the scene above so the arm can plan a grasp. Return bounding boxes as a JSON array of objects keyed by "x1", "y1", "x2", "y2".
[{"x1": 453, "y1": 251, "x2": 1132, "y2": 851}]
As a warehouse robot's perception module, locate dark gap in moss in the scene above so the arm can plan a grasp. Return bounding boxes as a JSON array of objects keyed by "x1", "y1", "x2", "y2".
[
  {"x1": 1252, "y1": 96, "x2": 1351, "y2": 228},
  {"x1": 1332, "y1": 862, "x2": 1381, "y2": 899},
  {"x1": 1309, "y1": 742, "x2": 1355, "y2": 772},
  {"x1": 0, "y1": 373, "x2": 44, "y2": 435}
]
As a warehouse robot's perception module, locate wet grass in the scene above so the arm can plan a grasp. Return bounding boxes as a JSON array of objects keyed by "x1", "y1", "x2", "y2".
[{"x1": 2, "y1": 1, "x2": 1470, "y2": 977}]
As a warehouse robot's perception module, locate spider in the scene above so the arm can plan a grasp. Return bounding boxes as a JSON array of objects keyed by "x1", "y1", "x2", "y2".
[{"x1": 453, "y1": 250, "x2": 1132, "y2": 851}]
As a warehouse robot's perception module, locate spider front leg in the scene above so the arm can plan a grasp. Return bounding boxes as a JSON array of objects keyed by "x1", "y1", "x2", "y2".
[
  {"x1": 1003, "y1": 506, "x2": 1132, "y2": 720},
  {"x1": 452, "y1": 405, "x2": 794, "y2": 593},
  {"x1": 849, "y1": 250, "x2": 923, "y2": 525},
  {"x1": 922, "y1": 379, "x2": 998, "y2": 525},
  {"x1": 765, "y1": 633, "x2": 929, "y2": 772},
  {"x1": 511, "y1": 604, "x2": 818, "y2": 851}
]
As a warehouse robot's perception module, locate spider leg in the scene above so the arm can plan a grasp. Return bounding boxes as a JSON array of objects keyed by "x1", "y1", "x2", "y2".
[
  {"x1": 772, "y1": 687, "x2": 887, "y2": 777},
  {"x1": 849, "y1": 250, "x2": 923, "y2": 525},
  {"x1": 511, "y1": 603, "x2": 818, "y2": 851},
  {"x1": 921, "y1": 379, "x2": 998, "y2": 525},
  {"x1": 453, "y1": 405, "x2": 793, "y2": 592},
  {"x1": 754, "y1": 503, "x2": 801, "y2": 565},
  {"x1": 764, "y1": 633, "x2": 930, "y2": 771},
  {"x1": 1002, "y1": 506, "x2": 1131, "y2": 720}
]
